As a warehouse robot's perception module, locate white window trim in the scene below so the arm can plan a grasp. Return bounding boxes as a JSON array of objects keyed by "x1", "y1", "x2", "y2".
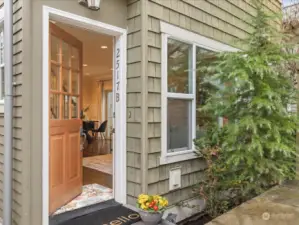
[
  {"x1": 0, "y1": 7, "x2": 4, "y2": 113},
  {"x1": 160, "y1": 22, "x2": 239, "y2": 165}
]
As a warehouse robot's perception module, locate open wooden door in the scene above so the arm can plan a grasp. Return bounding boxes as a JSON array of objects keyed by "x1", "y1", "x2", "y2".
[{"x1": 49, "y1": 23, "x2": 83, "y2": 214}]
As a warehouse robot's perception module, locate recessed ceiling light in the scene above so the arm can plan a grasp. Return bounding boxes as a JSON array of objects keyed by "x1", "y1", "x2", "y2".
[
  {"x1": 101, "y1": 46, "x2": 108, "y2": 49},
  {"x1": 83, "y1": 64, "x2": 88, "y2": 67}
]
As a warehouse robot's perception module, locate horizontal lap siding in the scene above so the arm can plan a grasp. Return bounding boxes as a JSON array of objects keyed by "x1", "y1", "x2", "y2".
[
  {"x1": 146, "y1": 0, "x2": 281, "y2": 206},
  {"x1": 127, "y1": 0, "x2": 142, "y2": 205},
  {"x1": 0, "y1": 0, "x2": 23, "y2": 224}
]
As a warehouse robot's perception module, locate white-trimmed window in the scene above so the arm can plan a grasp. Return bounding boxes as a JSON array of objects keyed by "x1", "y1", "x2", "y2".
[{"x1": 160, "y1": 22, "x2": 238, "y2": 165}]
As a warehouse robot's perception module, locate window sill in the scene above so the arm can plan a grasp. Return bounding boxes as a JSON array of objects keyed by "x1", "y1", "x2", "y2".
[{"x1": 159, "y1": 150, "x2": 198, "y2": 165}]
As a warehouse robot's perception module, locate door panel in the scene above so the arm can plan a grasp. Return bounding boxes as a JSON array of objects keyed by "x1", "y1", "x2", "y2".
[
  {"x1": 67, "y1": 132, "x2": 81, "y2": 180},
  {"x1": 49, "y1": 23, "x2": 83, "y2": 214},
  {"x1": 50, "y1": 135, "x2": 64, "y2": 188}
]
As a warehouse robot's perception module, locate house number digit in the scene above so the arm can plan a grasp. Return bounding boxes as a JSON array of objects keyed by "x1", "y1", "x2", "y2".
[{"x1": 115, "y1": 47, "x2": 120, "y2": 103}]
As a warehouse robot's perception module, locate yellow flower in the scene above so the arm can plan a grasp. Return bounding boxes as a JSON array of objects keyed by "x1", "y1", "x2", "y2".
[
  {"x1": 153, "y1": 195, "x2": 160, "y2": 200},
  {"x1": 137, "y1": 194, "x2": 168, "y2": 210},
  {"x1": 138, "y1": 194, "x2": 149, "y2": 204},
  {"x1": 141, "y1": 204, "x2": 148, "y2": 210},
  {"x1": 163, "y1": 200, "x2": 168, "y2": 207}
]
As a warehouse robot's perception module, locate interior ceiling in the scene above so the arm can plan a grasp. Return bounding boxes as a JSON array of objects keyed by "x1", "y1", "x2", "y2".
[{"x1": 55, "y1": 21, "x2": 113, "y2": 80}]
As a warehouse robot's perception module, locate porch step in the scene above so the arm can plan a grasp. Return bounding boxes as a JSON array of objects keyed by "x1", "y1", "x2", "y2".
[{"x1": 49, "y1": 199, "x2": 120, "y2": 225}]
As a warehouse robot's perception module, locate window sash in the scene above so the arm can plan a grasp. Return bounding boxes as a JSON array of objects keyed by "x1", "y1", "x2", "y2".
[
  {"x1": 164, "y1": 36, "x2": 220, "y2": 154},
  {"x1": 167, "y1": 98, "x2": 193, "y2": 153},
  {"x1": 164, "y1": 34, "x2": 197, "y2": 154},
  {"x1": 167, "y1": 93, "x2": 194, "y2": 100},
  {"x1": 167, "y1": 38, "x2": 193, "y2": 94}
]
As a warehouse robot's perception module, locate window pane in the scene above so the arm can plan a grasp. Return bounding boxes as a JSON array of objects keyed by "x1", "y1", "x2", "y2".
[
  {"x1": 167, "y1": 99, "x2": 192, "y2": 153},
  {"x1": 50, "y1": 93, "x2": 60, "y2": 119},
  {"x1": 62, "y1": 41, "x2": 70, "y2": 67},
  {"x1": 71, "y1": 96, "x2": 78, "y2": 118},
  {"x1": 1, "y1": 67, "x2": 4, "y2": 99},
  {"x1": 62, "y1": 95, "x2": 69, "y2": 119},
  {"x1": 71, "y1": 71, "x2": 79, "y2": 94},
  {"x1": 71, "y1": 47, "x2": 80, "y2": 70},
  {"x1": 62, "y1": 68, "x2": 70, "y2": 92},
  {"x1": 196, "y1": 47, "x2": 216, "y2": 138},
  {"x1": 50, "y1": 65, "x2": 60, "y2": 90},
  {"x1": 51, "y1": 35, "x2": 60, "y2": 62},
  {"x1": 0, "y1": 29, "x2": 4, "y2": 65},
  {"x1": 168, "y1": 39, "x2": 192, "y2": 94}
]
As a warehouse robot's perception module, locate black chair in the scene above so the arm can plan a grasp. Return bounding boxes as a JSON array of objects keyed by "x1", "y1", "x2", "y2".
[
  {"x1": 82, "y1": 121, "x2": 95, "y2": 144},
  {"x1": 92, "y1": 120, "x2": 108, "y2": 139}
]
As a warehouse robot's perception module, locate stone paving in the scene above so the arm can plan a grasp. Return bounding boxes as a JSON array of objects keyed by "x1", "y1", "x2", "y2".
[{"x1": 206, "y1": 181, "x2": 299, "y2": 225}]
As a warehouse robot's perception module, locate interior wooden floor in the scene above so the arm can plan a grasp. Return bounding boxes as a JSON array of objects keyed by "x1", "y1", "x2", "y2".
[
  {"x1": 83, "y1": 138, "x2": 112, "y2": 157},
  {"x1": 82, "y1": 139, "x2": 112, "y2": 188},
  {"x1": 83, "y1": 167, "x2": 112, "y2": 188}
]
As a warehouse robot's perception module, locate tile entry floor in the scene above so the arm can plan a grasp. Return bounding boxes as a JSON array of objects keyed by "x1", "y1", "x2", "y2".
[{"x1": 54, "y1": 184, "x2": 113, "y2": 215}]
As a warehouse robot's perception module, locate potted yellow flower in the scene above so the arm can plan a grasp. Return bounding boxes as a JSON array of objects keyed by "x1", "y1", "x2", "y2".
[{"x1": 136, "y1": 194, "x2": 168, "y2": 225}]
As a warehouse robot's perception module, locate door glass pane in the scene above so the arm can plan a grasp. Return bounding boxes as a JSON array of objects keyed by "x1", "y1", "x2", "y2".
[
  {"x1": 51, "y1": 35, "x2": 60, "y2": 62},
  {"x1": 71, "y1": 71, "x2": 79, "y2": 94},
  {"x1": 71, "y1": 47, "x2": 80, "y2": 70},
  {"x1": 62, "y1": 95, "x2": 69, "y2": 119},
  {"x1": 62, "y1": 41, "x2": 70, "y2": 67},
  {"x1": 62, "y1": 68, "x2": 70, "y2": 93},
  {"x1": 196, "y1": 47, "x2": 216, "y2": 139},
  {"x1": 50, "y1": 65, "x2": 60, "y2": 90},
  {"x1": 50, "y1": 93, "x2": 60, "y2": 119},
  {"x1": 167, "y1": 99, "x2": 192, "y2": 153},
  {"x1": 168, "y1": 39, "x2": 192, "y2": 94},
  {"x1": 71, "y1": 96, "x2": 78, "y2": 118}
]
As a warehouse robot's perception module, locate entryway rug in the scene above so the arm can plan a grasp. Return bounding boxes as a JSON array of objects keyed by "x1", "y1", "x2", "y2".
[
  {"x1": 59, "y1": 204, "x2": 141, "y2": 225},
  {"x1": 83, "y1": 154, "x2": 113, "y2": 175},
  {"x1": 54, "y1": 184, "x2": 113, "y2": 215}
]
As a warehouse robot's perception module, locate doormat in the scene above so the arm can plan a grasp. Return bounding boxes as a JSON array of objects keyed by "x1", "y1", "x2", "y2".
[{"x1": 59, "y1": 204, "x2": 140, "y2": 225}]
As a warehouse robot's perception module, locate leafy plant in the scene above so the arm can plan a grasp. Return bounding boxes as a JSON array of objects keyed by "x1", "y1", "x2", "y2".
[
  {"x1": 194, "y1": 0, "x2": 299, "y2": 218},
  {"x1": 80, "y1": 105, "x2": 90, "y2": 120}
]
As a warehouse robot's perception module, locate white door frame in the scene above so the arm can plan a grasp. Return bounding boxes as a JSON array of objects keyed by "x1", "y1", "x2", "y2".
[{"x1": 42, "y1": 6, "x2": 127, "y2": 225}]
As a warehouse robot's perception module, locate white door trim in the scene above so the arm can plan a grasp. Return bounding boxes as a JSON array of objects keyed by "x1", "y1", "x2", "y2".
[{"x1": 42, "y1": 6, "x2": 127, "y2": 225}]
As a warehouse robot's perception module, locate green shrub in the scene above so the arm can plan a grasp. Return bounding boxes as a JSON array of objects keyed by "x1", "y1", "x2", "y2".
[{"x1": 195, "y1": 0, "x2": 299, "y2": 218}]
